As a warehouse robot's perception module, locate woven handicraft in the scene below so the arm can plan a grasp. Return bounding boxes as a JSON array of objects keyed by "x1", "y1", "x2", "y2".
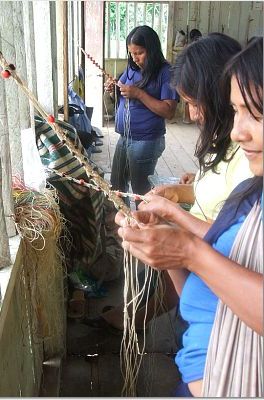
[{"x1": 35, "y1": 115, "x2": 104, "y2": 272}]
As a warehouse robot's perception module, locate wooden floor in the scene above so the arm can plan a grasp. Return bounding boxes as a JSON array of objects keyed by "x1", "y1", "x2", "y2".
[
  {"x1": 60, "y1": 121, "x2": 201, "y2": 398},
  {"x1": 91, "y1": 120, "x2": 199, "y2": 181}
]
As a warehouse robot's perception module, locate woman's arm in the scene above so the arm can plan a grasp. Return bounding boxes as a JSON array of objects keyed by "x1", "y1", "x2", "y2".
[
  {"x1": 139, "y1": 192, "x2": 212, "y2": 238},
  {"x1": 117, "y1": 217, "x2": 263, "y2": 334},
  {"x1": 167, "y1": 269, "x2": 190, "y2": 296},
  {"x1": 137, "y1": 90, "x2": 176, "y2": 120},
  {"x1": 118, "y1": 82, "x2": 176, "y2": 120},
  {"x1": 188, "y1": 237, "x2": 263, "y2": 335},
  {"x1": 115, "y1": 210, "x2": 190, "y2": 296}
]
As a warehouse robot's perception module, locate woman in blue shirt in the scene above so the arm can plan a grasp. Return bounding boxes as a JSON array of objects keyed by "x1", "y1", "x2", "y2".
[
  {"x1": 105, "y1": 25, "x2": 178, "y2": 201},
  {"x1": 115, "y1": 37, "x2": 263, "y2": 397}
]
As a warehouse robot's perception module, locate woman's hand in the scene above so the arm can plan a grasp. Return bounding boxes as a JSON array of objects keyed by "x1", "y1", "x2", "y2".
[
  {"x1": 115, "y1": 209, "x2": 162, "y2": 229},
  {"x1": 104, "y1": 78, "x2": 115, "y2": 93},
  {"x1": 179, "y1": 172, "x2": 196, "y2": 184},
  {"x1": 149, "y1": 185, "x2": 181, "y2": 203},
  {"x1": 115, "y1": 210, "x2": 196, "y2": 269},
  {"x1": 138, "y1": 192, "x2": 180, "y2": 222},
  {"x1": 118, "y1": 81, "x2": 141, "y2": 99}
]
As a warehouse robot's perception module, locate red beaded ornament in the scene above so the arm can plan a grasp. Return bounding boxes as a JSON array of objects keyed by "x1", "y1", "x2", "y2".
[
  {"x1": 1, "y1": 70, "x2": 11, "y2": 78},
  {"x1": 47, "y1": 115, "x2": 55, "y2": 123}
]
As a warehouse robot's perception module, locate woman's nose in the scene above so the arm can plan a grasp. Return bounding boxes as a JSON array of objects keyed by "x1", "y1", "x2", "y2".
[{"x1": 231, "y1": 115, "x2": 250, "y2": 143}]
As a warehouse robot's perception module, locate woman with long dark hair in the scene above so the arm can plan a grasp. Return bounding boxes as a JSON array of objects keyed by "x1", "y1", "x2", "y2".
[
  {"x1": 106, "y1": 25, "x2": 179, "y2": 201},
  {"x1": 138, "y1": 33, "x2": 252, "y2": 234},
  {"x1": 116, "y1": 37, "x2": 263, "y2": 397},
  {"x1": 84, "y1": 34, "x2": 252, "y2": 340}
]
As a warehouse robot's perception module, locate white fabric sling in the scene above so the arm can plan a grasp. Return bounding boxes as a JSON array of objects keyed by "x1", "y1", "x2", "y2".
[{"x1": 202, "y1": 199, "x2": 263, "y2": 397}]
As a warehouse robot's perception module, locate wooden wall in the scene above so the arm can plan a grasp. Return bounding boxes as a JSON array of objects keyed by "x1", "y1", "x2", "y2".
[{"x1": 167, "y1": 1, "x2": 263, "y2": 61}]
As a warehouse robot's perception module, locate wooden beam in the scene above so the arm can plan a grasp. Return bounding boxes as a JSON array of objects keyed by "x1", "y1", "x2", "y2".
[
  {"x1": 32, "y1": 1, "x2": 57, "y2": 115},
  {"x1": 63, "y1": 2, "x2": 69, "y2": 121},
  {"x1": 0, "y1": 159, "x2": 11, "y2": 269},
  {"x1": 56, "y1": 1, "x2": 68, "y2": 120},
  {"x1": 84, "y1": 0, "x2": 104, "y2": 127}
]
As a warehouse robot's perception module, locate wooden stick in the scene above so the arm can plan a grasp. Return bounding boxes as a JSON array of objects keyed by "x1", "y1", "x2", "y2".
[
  {"x1": 79, "y1": 46, "x2": 118, "y2": 84},
  {"x1": 0, "y1": 51, "x2": 132, "y2": 218}
]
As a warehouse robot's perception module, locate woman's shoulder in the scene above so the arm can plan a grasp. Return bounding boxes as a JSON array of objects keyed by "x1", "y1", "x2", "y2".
[{"x1": 159, "y1": 62, "x2": 172, "y2": 74}]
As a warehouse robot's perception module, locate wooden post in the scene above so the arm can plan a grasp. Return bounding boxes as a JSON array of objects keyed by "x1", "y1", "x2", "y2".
[
  {"x1": 32, "y1": 1, "x2": 57, "y2": 115},
  {"x1": 22, "y1": 1, "x2": 38, "y2": 128},
  {"x1": 12, "y1": 1, "x2": 31, "y2": 130},
  {"x1": 0, "y1": 159, "x2": 11, "y2": 269},
  {"x1": 84, "y1": 1, "x2": 105, "y2": 127},
  {"x1": 0, "y1": 36, "x2": 16, "y2": 239},
  {"x1": 0, "y1": 1, "x2": 24, "y2": 175},
  {"x1": 56, "y1": 1, "x2": 68, "y2": 121}
]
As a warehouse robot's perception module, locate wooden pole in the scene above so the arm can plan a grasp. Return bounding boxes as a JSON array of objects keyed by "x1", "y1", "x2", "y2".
[
  {"x1": 63, "y1": 1, "x2": 69, "y2": 121},
  {"x1": 0, "y1": 158, "x2": 11, "y2": 269}
]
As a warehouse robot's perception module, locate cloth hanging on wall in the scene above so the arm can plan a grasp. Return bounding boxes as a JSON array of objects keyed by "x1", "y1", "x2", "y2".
[{"x1": 34, "y1": 115, "x2": 104, "y2": 272}]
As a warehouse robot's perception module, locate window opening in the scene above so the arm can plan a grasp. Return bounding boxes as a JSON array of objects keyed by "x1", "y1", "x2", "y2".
[{"x1": 105, "y1": 1, "x2": 169, "y2": 59}]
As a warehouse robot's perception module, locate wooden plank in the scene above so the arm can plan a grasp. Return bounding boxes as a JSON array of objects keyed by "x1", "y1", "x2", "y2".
[
  {"x1": 135, "y1": 1, "x2": 139, "y2": 26},
  {"x1": 0, "y1": 245, "x2": 38, "y2": 396},
  {"x1": 174, "y1": 1, "x2": 188, "y2": 34},
  {"x1": 226, "y1": 1, "x2": 241, "y2": 40},
  {"x1": 238, "y1": 2, "x2": 251, "y2": 44},
  {"x1": 166, "y1": 2, "x2": 175, "y2": 62},
  {"x1": 197, "y1": 1, "x2": 210, "y2": 34},
  {"x1": 0, "y1": 1, "x2": 23, "y2": 176},
  {"x1": 125, "y1": 1, "x2": 129, "y2": 39},
  {"x1": 67, "y1": 2, "x2": 73, "y2": 81},
  {"x1": 106, "y1": 1, "x2": 111, "y2": 58},
  {"x1": 22, "y1": 0, "x2": 38, "y2": 128},
  {"x1": 91, "y1": 122, "x2": 199, "y2": 181},
  {"x1": 0, "y1": 159, "x2": 11, "y2": 268},
  {"x1": 56, "y1": 1, "x2": 68, "y2": 119},
  {"x1": 32, "y1": 1, "x2": 56, "y2": 114},
  {"x1": 0, "y1": 117, "x2": 15, "y2": 239},
  {"x1": 158, "y1": 3, "x2": 163, "y2": 38},
  {"x1": 63, "y1": 2, "x2": 69, "y2": 121},
  {"x1": 208, "y1": 1, "x2": 221, "y2": 32},
  {"x1": 187, "y1": 1, "x2": 199, "y2": 32},
  {"x1": 247, "y1": 1, "x2": 263, "y2": 40},
  {"x1": 219, "y1": 1, "x2": 231, "y2": 34},
  {"x1": 12, "y1": 1, "x2": 30, "y2": 131},
  {"x1": 151, "y1": 1, "x2": 155, "y2": 28},
  {"x1": 0, "y1": 12, "x2": 17, "y2": 238},
  {"x1": 165, "y1": 132, "x2": 198, "y2": 174},
  {"x1": 73, "y1": 0, "x2": 79, "y2": 76},
  {"x1": 84, "y1": 0, "x2": 105, "y2": 127},
  {"x1": 143, "y1": 2, "x2": 147, "y2": 25},
  {"x1": 116, "y1": 2, "x2": 120, "y2": 59},
  {"x1": 0, "y1": 233, "x2": 65, "y2": 396}
]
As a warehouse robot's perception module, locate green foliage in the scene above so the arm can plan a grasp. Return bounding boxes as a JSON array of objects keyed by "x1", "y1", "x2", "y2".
[{"x1": 105, "y1": 1, "x2": 168, "y2": 58}]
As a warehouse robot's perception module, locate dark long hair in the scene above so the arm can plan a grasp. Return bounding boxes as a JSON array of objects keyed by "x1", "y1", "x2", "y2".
[
  {"x1": 171, "y1": 33, "x2": 242, "y2": 174},
  {"x1": 222, "y1": 37, "x2": 263, "y2": 206},
  {"x1": 126, "y1": 25, "x2": 167, "y2": 88}
]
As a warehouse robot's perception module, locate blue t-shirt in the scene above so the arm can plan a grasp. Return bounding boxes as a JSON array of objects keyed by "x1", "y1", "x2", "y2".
[
  {"x1": 115, "y1": 64, "x2": 179, "y2": 140},
  {"x1": 175, "y1": 179, "x2": 262, "y2": 383},
  {"x1": 176, "y1": 216, "x2": 245, "y2": 383}
]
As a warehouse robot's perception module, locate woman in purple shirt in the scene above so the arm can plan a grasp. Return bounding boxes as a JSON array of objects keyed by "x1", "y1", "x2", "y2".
[{"x1": 105, "y1": 25, "x2": 178, "y2": 203}]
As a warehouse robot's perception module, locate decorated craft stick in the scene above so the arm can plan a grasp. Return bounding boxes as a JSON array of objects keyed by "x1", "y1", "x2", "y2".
[
  {"x1": 46, "y1": 167, "x2": 148, "y2": 202},
  {"x1": 78, "y1": 46, "x2": 118, "y2": 85},
  {"x1": 0, "y1": 52, "x2": 132, "y2": 218}
]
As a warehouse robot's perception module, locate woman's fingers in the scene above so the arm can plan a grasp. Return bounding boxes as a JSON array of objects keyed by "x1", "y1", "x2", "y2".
[{"x1": 179, "y1": 172, "x2": 195, "y2": 184}]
